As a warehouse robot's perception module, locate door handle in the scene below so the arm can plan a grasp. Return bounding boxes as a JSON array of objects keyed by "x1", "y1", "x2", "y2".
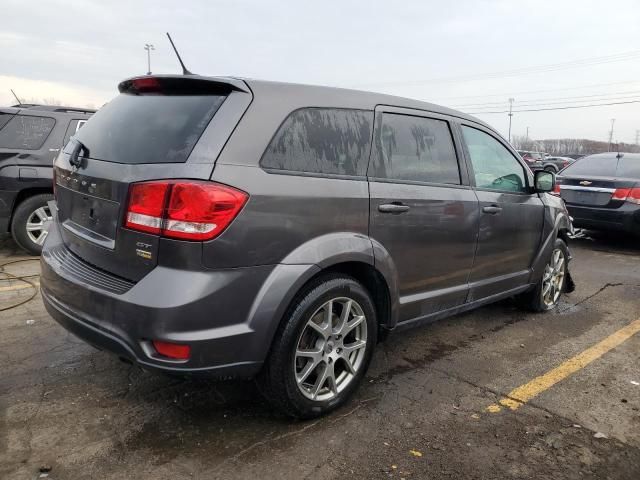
[
  {"x1": 482, "y1": 205, "x2": 502, "y2": 214},
  {"x1": 378, "y1": 203, "x2": 410, "y2": 214}
]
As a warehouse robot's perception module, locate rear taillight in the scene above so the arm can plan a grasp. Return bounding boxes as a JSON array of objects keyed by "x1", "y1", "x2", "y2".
[
  {"x1": 551, "y1": 184, "x2": 561, "y2": 196},
  {"x1": 612, "y1": 187, "x2": 640, "y2": 205},
  {"x1": 125, "y1": 181, "x2": 248, "y2": 241}
]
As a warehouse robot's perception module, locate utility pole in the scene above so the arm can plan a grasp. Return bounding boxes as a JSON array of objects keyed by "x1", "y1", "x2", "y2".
[
  {"x1": 508, "y1": 98, "x2": 515, "y2": 143},
  {"x1": 144, "y1": 43, "x2": 155, "y2": 75},
  {"x1": 526, "y1": 126, "x2": 529, "y2": 141},
  {"x1": 608, "y1": 118, "x2": 616, "y2": 152}
]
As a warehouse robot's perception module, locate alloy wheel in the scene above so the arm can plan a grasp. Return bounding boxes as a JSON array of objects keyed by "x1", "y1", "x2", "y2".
[
  {"x1": 294, "y1": 297, "x2": 368, "y2": 402},
  {"x1": 541, "y1": 248, "x2": 566, "y2": 307},
  {"x1": 25, "y1": 206, "x2": 53, "y2": 246}
]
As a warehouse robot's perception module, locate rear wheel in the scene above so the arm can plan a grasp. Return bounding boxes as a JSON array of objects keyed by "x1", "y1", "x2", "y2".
[
  {"x1": 544, "y1": 166, "x2": 557, "y2": 173},
  {"x1": 11, "y1": 194, "x2": 54, "y2": 255},
  {"x1": 518, "y1": 238, "x2": 568, "y2": 312},
  {"x1": 258, "y1": 275, "x2": 377, "y2": 418}
]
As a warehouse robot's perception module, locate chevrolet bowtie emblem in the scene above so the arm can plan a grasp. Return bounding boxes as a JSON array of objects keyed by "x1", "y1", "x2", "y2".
[{"x1": 579, "y1": 180, "x2": 592, "y2": 186}]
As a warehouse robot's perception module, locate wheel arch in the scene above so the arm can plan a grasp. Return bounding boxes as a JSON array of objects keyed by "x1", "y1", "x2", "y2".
[
  {"x1": 248, "y1": 234, "x2": 399, "y2": 365},
  {"x1": 9, "y1": 187, "x2": 54, "y2": 232}
]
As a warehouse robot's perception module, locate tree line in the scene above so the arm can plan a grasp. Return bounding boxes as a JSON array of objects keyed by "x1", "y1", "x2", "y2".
[{"x1": 512, "y1": 135, "x2": 640, "y2": 155}]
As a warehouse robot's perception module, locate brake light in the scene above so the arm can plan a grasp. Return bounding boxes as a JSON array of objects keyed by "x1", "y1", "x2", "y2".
[
  {"x1": 613, "y1": 187, "x2": 640, "y2": 204},
  {"x1": 125, "y1": 181, "x2": 248, "y2": 240},
  {"x1": 152, "y1": 340, "x2": 191, "y2": 360},
  {"x1": 551, "y1": 184, "x2": 561, "y2": 196},
  {"x1": 131, "y1": 77, "x2": 162, "y2": 93}
]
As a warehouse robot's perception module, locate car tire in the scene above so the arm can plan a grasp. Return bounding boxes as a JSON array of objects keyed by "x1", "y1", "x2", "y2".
[
  {"x1": 257, "y1": 274, "x2": 377, "y2": 419},
  {"x1": 544, "y1": 166, "x2": 557, "y2": 173},
  {"x1": 11, "y1": 194, "x2": 54, "y2": 256},
  {"x1": 517, "y1": 238, "x2": 569, "y2": 312}
]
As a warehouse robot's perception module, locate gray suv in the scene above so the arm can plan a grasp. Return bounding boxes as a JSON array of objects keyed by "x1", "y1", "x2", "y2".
[{"x1": 40, "y1": 75, "x2": 574, "y2": 418}]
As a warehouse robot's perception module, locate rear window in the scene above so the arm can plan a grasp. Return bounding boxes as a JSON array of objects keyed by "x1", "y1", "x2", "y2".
[
  {"x1": 0, "y1": 115, "x2": 55, "y2": 150},
  {"x1": 260, "y1": 108, "x2": 373, "y2": 176},
  {"x1": 617, "y1": 157, "x2": 640, "y2": 178},
  {"x1": 372, "y1": 113, "x2": 460, "y2": 184},
  {"x1": 72, "y1": 93, "x2": 226, "y2": 164},
  {"x1": 562, "y1": 155, "x2": 621, "y2": 177}
]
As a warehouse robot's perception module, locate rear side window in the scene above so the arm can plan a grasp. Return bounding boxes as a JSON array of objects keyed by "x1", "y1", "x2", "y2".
[
  {"x1": 72, "y1": 94, "x2": 226, "y2": 164},
  {"x1": 0, "y1": 115, "x2": 55, "y2": 150},
  {"x1": 372, "y1": 113, "x2": 460, "y2": 184},
  {"x1": 62, "y1": 119, "x2": 89, "y2": 148},
  {"x1": 561, "y1": 156, "x2": 617, "y2": 177},
  {"x1": 261, "y1": 108, "x2": 373, "y2": 176}
]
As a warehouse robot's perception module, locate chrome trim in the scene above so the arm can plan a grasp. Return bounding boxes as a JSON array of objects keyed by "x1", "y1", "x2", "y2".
[{"x1": 559, "y1": 185, "x2": 615, "y2": 193}]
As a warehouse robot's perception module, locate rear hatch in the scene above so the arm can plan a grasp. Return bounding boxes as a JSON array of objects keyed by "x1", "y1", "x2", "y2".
[
  {"x1": 53, "y1": 75, "x2": 252, "y2": 282},
  {"x1": 557, "y1": 154, "x2": 639, "y2": 208}
]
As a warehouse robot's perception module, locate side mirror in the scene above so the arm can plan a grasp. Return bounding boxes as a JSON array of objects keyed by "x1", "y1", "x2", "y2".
[{"x1": 534, "y1": 170, "x2": 555, "y2": 193}]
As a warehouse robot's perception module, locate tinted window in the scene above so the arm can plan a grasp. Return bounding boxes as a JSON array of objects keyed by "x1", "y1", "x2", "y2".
[
  {"x1": 63, "y1": 120, "x2": 80, "y2": 147},
  {"x1": 0, "y1": 115, "x2": 55, "y2": 150},
  {"x1": 72, "y1": 93, "x2": 226, "y2": 164},
  {"x1": 562, "y1": 155, "x2": 640, "y2": 178},
  {"x1": 372, "y1": 113, "x2": 460, "y2": 184},
  {"x1": 561, "y1": 156, "x2": 616, "y2": 176},
  {"x1": 618, "y1": 157, "x2": 640, "y2": 178},
  {"x1": 461, "y1": 126, "x2": 527, "y2": 193},
  {"x1": 261, "y1": 108, "x2": 373, "y2": 176}
]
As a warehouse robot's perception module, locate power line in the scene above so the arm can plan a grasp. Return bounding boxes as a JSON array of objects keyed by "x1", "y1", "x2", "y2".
[
  {"x1": 355, "y1": 50, "x2": 640, "y2": 88},
  {"x1": 431, "y1": 79, "x2": 640, "y2": 101},
  {"x1": 467, "y1": 99, "x2": 640, "y2": 114},
  {"x1": 451, "y1": 90, "x2": 640, "y2": 108}
]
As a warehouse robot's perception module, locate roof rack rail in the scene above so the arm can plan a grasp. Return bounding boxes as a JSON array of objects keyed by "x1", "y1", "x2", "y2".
[{"x1": 10, "y1": 104, "x2": 96, "y2": 114}]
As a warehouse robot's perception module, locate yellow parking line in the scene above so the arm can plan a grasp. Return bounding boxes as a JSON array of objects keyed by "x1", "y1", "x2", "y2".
[
  {"x1": 487, "y1": 318, "x2": 640, "y2": 412},
  {"x1": 0, "y1": 281, "x2": 39, "y2": 293}
]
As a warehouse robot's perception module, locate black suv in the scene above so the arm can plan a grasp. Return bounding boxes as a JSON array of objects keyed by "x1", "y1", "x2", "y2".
[
  {"x1": 0, "y1": 104, "x2": 94, "y2": 254},
  {"x1": 40, "y1": 75, "x2": 573, "y2": 418}
]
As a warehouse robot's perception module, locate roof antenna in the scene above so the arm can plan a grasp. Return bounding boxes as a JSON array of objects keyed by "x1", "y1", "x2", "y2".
[
  {"x1": 166, "y1": 32, "x2": 193, "y2": 75},
  {"x1": 10, "y1": 89, "x2": 22, "y2": 105}
]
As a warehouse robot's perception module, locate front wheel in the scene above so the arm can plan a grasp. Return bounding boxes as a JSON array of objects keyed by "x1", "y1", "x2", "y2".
[
  {"x1": 518, "y1": 238, "x2": 569, "y2": 312},
  {"x1": 258, "y1": 275, "x2": 377, "y2": 419}
]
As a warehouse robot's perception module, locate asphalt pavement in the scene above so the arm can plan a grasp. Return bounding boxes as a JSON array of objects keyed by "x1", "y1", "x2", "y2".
[{"x1": 1, "y1": 230, "x2": 639, "y2": 479}]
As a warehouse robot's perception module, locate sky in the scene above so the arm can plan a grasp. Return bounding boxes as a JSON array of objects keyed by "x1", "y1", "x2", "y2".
[{"x1": 2, "y1": 0, "x2": 639, "y2": 144}]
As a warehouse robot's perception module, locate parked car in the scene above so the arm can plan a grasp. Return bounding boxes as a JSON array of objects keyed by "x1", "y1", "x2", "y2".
[
  {"x1": 543, "y1": 156, "x2": 575, "y2": 173},
  {"x1": 516, "y1": 150, "x2": 545, "y2": 169},
  {"x1": 40, "y1": 75, "x2": 574, "y2": 418},
  {"x1": 0, "y1": 104, "x2": 94, "y2": 254},
  {"x1": 556, "y1": 152, "x2": 640, "y2": 235}
]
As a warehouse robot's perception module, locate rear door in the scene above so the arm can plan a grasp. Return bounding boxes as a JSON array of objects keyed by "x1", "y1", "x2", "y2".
[
  {"x1": 53, "y1": 76, "x2": 252, "y2": 281},
  {"x1": 368, "y1": 107, "x2": 479, "y2": 321},
  {"x1": 459, "y1": 124, "x2": 544, "y2": 300}
]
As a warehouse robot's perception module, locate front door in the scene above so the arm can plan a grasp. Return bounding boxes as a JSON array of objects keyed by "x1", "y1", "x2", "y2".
[
  {"x1": 368, "y1": 108, "x2": 479, "y2": 322},
  {"x1": 459, "y1": 124, "x2": 544, "y2": 300}
]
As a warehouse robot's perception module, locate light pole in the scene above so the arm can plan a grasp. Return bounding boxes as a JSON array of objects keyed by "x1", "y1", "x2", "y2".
[
  {"x1": 608, "y1": 118, "x2": 616, "y2": 152},
  {"x1": 144, "y1": 43, "x2": 155, "y2": 75},
  {"x1": 508, "y1": 98, "x2": 515, "y2": 143}
]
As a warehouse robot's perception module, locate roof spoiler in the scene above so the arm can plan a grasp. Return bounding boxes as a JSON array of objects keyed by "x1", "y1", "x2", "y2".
[{"x1": 118, "y1": 75, "x2": 250, "y2": 95}]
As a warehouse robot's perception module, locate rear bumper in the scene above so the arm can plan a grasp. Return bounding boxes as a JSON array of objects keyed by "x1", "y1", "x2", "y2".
[
  {"x1": 566, "y1": 202, "x2": 640, "y2": 234},
  {"x1": 40, "y1": 219, "x2": 281, "y2": 378}
]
